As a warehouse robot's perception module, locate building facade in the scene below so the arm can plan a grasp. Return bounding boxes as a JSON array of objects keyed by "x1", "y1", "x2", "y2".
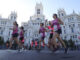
[
  {"x1": 22, "y1": 3, "x2": 49, "y2": 44},
  {"x1": 0, "y1": 11, "x2": 17, "y2": 42},
  {"x1": 58, "y1": 9, "x2": 80, "y2": 44},
  {"x1": 22, "y1": 4, "x2": 80, "y2": 45}
]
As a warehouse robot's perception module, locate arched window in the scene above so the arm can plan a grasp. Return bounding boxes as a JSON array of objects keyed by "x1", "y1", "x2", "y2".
[
  {"x1": 37, "y1": 9, "x2": 40, "y2": 14},
  {"x1": 14, "y1": 16, "x2": 16, "y2": 20},
  {"x1": 11, "y1": 16, "x2": 13, "y2": 19},
  {"x1": 62, "y1": 13, "x2": 64, "y2": 16},
  {"x1": 37, "y1": 18, "x2": 40, "y2": 20},
  {"x1": 71, "y1": 28, "x2": 74, "y2": 33}
]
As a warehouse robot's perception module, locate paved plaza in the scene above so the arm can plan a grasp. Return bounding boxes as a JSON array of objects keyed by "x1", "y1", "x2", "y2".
[{"x1": 0, "y1": 49, "x2": 80, "y2": 60}]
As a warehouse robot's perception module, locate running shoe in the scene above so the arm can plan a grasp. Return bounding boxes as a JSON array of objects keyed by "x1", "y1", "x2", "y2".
[{"x1": 64, "y1": 48, "x2": 68, "y2": 54}]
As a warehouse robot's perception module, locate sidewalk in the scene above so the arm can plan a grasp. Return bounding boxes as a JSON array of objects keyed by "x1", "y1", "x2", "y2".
[
  {"x1": 0, "y1": 49, "x2": 80, "y2": 60},
  {"x1": 0, "y1": 50, "x2": 8, "y2": 58}
]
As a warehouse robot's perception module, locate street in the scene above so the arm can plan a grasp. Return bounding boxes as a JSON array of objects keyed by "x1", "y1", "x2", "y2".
[{"x1": 0, "y1": 49, "x2": 80, "y2": 60}]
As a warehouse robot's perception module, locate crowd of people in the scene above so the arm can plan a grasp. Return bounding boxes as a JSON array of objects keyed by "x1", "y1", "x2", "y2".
[{"x1": 8, "y1": 13, "x2": 68, "y2": 53}]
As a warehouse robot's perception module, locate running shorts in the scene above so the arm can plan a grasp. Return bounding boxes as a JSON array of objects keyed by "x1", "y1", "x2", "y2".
[
  {"x1": 55, "y1": 29, "x2": 62, "y2": 34},
  {"x1": 12, "y1": 33, "x2": 18, "y2": 38}
]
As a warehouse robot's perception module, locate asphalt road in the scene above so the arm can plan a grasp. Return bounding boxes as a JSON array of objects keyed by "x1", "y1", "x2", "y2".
[{"x1": 0, "y1": 49, "x2": 80, "y2": 60}]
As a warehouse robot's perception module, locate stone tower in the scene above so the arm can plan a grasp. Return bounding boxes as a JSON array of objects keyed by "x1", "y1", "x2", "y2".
[
  {"x1": 35, "y1": 3, "x2": 43, "y2": 15},
  {"x1": 30, "y1": 3, "x2": 45, "y2": 20},
  {"x1": 58, "y1": 9, "x2": 66, "y2": 18},
  {"x1": 9, "y1": 11, "x2": 17, "y2": 21}
]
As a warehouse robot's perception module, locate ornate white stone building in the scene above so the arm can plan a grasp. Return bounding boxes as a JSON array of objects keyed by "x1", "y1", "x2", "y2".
[
  {"x1": 58, "y1": 9, "x2": 80, "y2": 44},
  {"x1": 22, "y1": 3, "x2": 80, "y2": 45},
  {"x1": 0, "y1": 11, "x2": 17, "y2": 42},
  {"x1": 22, "y1": 3, "x2": 49, "y2": 44}
]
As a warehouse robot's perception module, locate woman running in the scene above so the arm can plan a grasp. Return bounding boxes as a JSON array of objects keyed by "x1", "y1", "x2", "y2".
[
  {"x1": 35, "y1": 40, "x2": 38, "y2": 48},
  {"x1": 51, "y1": 14, "x2": 68, "y2": 53},
  {"x1": 9, "y1": 21, "x2": 20, "y2": 49},
  {"x1": 39, "y1": 23, "x2": 46, "y2": 49},
  {"x1": 19, "y1": 26, "x2": 24, "y2": 50}
]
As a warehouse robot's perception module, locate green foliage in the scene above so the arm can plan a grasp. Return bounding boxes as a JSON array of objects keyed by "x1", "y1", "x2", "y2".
[
  {"x1": 63, "y1": 40, "x2": 68, "y2": 47},
  {"x1": 0, "y1": 36, "x2": 4, "y2": 45},
  {"x1": 63, "y1": 39, "x2": 75, "y2": 49},
  {"x1": 68, "y1": 39, "x2": 75, "y2": 48}
]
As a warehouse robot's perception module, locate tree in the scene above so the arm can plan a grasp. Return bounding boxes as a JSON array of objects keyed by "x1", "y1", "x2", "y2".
[
  {"x1": 63, "y1": 40, "x2": 68, "y2": 47},
  {"x1": 68, "y1": 39, "x2": 75, "y2": 50},
  {"x1": 0, "y1": 36, "x2": 4, "y2": 46}
]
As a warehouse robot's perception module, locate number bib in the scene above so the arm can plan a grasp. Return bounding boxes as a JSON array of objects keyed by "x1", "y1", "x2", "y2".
[{"x1": 54, "y1": 25, "x2": 58, "y2": 31}]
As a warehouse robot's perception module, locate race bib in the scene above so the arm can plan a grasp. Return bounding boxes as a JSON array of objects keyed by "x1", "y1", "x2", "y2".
[
  {"x1": 40, "y1": 33, "x2": 43, "y2": 36},
  {"x1": 54, "y1": 25, "x2": 58, "y2": 31}
]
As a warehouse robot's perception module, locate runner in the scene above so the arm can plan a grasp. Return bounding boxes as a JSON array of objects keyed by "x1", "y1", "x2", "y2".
[
  {"x1": 51, "y1": 14, "x2": 68, "y2": 53},
  {"x1": 35, "y1": 40, "x2": 38, "y2": 48},
  {"x1": 47, "y1": 21, "x2": 54, "y2": 48},
  {"x1": 19, "y1": 26, "x2": 25, "y2": 50},
  {"x1": 31, "y1": 40, "x2": 34, "y2": 49},
  {"x1": 9, "y1": 21, "x2": 20, "y2": 49},
  {"x1": 39, "y1": 23, "x2": 46, "y2": 49}
]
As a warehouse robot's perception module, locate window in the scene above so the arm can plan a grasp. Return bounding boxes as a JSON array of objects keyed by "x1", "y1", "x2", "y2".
[
  {"x1": 63, "y1": 26, "x2": 65, "y2": 29},
  {"x1": 38, "y1": 23, "x2": 39, "y2": 25},
  {"x1": 73, "y1": 24, "x2": 75, "y2": 27},
  {"x1": 33, "y1": 23, "x2": 34, "y2": 25},
  {"x1": 78, "y1": 24, "x2": 80, "y2": 30},
  {"x1": 4, "y1": 22, "x2": 6, "y2": 24},
  {"x1": 35, "y1": 34, "x2": 36, "y2": 37},
  {"x1": 70, "y1": 36, "x2": 72, "y2": 39},
  {"x1": 11, "y1": 16, "x2": 13, "y2": 19},
  {"x1": 37, "y1": 9, "x2": 40, "y2": 11},
  {"x1": 1, "y1": 21, "x2": 2, "y2": 24},
  {"x1": 1, "y1": 30, "x2": 3, "y2": 34},
  {"x1": 78, "y1": 24, "x2": 80, "y2": 27},
  {"x1": 65, "y1": 36, "x2": 66, "y2": 39},
  {"x1": 35, "y1": 34, "x2": 38, "y2": 37},
  {"x1": 75, "y1": 35, "x2": 77, "y2": 38},
  {"x1": 62, "y1": 13, "x2": 64, "y2": 16},
  {"x1": 59, "y1": 14, "x2": 60, "y2": 17},
  {"x1": 37, "y1": 12, "x2": 40, "y2": 14},
  {"x1": 68, "y1": 18, "x2": 71, "y2": 22},
  {"x1": 29, "y1": 32, "x2": 30, "y2": 36},
  {"x1": 73, "y1": 36, "x2": 74, "y2": 38},
  {"x1": 71, "y1": 28, "x2": 74, "y2": 33},
  {"x1": 68, "y1": 17, "x2": 74, "y2": 22},
  {"x1": 68, "y1": 18, "x2": 70, "y2": 20},
  {"x1": 9, "y1": 31, "x2": 10, "y2": 36},
  {"x1": 14, "y1": 16, "x2": 16, "y2": 20},
  {"x1": 69, "y1": 25, "x2": 71, "y2": 28},
  {"x1": 72, "y1": 17, "x2": 74, "y2": 20},
  {"x1": 37, "y1": 18, "x2": 40, "y2": 20},
  {"x1": 37, "y1": 9, "x2": 40, "y2": 14},
  {"x1": 64, "y1": 30, "x2": 66, "y2": 34}
]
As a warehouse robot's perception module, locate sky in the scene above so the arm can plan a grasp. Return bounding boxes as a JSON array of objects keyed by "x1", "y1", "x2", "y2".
[{"x1": 0, "y1": 0, "x2": 80, "y2": 26}]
